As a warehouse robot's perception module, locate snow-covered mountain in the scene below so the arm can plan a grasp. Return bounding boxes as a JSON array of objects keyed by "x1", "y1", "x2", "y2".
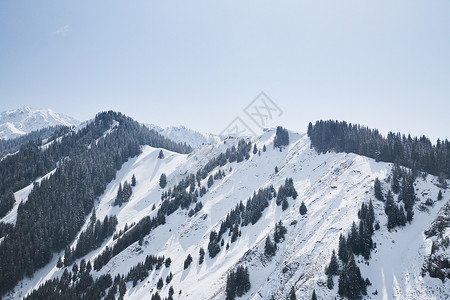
[
  {"x1": 0, "y1": 107, "x2": 79, "y2": 140},
  {"x1": 2, "y1": 122, "x2": 448, "y2": 300},
  {"x1": 146, "y1": 123, "x2": 222, "y2": 149}
]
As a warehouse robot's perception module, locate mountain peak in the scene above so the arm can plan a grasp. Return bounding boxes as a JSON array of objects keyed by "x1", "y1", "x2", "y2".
[{"x1": 0, "y1": 107, "x2": 79, "y2": 140}]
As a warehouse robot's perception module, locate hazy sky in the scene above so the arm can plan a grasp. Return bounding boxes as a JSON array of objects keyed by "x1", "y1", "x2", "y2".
[{"x1": 1, "y1": 1, "x2": 449, "y2": 141}]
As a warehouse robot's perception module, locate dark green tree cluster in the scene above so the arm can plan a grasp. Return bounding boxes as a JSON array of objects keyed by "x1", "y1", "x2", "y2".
[
  {"x1": 0, "y1": 222, "x2": 13, "y2": 238},
  {"x1": 208, "y1": 185, "x2": 277, "y2": 258},
  {"x1": 328, "y1": 201, "x2": 376, "y2": 298},
  {"x1": 374, "y1": 178, "x2": 383, "y2": 201},
  {"x1": 264, "y1": 221, "x2": 287, "y2": 257},
  {"x1": 325, "y1": 250, "x2": 339, "y2": 289},
  {"x1": 72, "y1": 214, "x2": 118, "y2": 262},
  {"x1": 338, "y1": 254, "x2": 367, "y2": 300},
  {"x1": 0, "y1": 190, "x2": 15, "y2": 218},
  {"x1": 274, "y1": 126, "x2": 289, "y2": 149},
  {"x1": 0, "y1": 111, "x2": 192, "y2": 295},
  {"x1": 276, "y1": 178, "x2": 298, "y2": 211},
  {"x1": 0, "y1": 125, "x2": 70, "y2": 157},
  {"x1": 385, "y1": 191, "x2": 406, "y2": 230},
  {"x1": 114, "y1": 181, "x2": 133, "y2": 206},
  {"x1": 385, "y1": 166, "x2": 417, "y2": 229},
  {"x1": 125, "y1": 255, "x2": 165, "y2": 287},
  {"x1": 337, "y1": 201, "x2": 376, "y2": 261},
  {"x1": 225, "y1": 265, "x2": 251, "y2": 300},
  {"x1": 307, "y1": 120, "x2": 450, "y2": 178},
  {"x1": 23, "y1": 259, "x2": 113, "y2": 300}
]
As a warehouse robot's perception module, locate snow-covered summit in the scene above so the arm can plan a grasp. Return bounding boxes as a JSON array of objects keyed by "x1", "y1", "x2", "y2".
[
  {"x1": 0, "y1": 107, "x2": 79, "y2": 140},
  {"x1": 146, "y1": 123, "x2": 222, "y2": 148}
]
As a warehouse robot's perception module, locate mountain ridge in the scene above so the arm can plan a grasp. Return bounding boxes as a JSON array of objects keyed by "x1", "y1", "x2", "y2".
[
  {"x1": 0, "y1": 112, "x2": 448, "y2": 300},
  {"x1": 0, "y1": 107, "x2": 79, "y2": 140}
]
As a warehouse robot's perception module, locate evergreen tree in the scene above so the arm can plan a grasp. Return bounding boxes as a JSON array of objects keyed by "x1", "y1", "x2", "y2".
[
  {"x1": 275, "y1": 166, "x2": 279, "y2": 174},
  {"x1": 438, "y1": 190, "x2": 443, "y2": 201},
  {"x1": 391, "y1": 164, "x2": 401, "y2": 194},
  {"x1": 385, "y1": 190, "x2": 395, "y2": 215},
  {"x1": 199, "y1": 248, "x2": 205, "y2": 264},
  {"x1": 207, "y1": 175, "x2": 214, "y2": 188},
  {"x1": 56, "y1": 257, "x2": 63, "y2": 269},
  {"x1": 327, "y1": 250, "x2": 339, "y2": 276},
  {"x1": 299, "y1": 201, "x2": 307, "y2": 215},
  {"x1": 264, "y1": 236, "x2": 276, "y2": 257},
  {"x1": 282, "y1": 198, "x2": 289, "y2": 211},
  {"x1": 64, "y1": 246, "x2": 73, "y2": 267},
  {"x1": 274, "y1": 126, "x2": 289, "y2": 149},
  {"x1": 184, "y1": 254, "x2": 193, "y2": 269},
  {"x1": 288, "y1": 286, "x2": 296, "y2": 300},
  {"x1": 311, "y1": 289, "x2": 318, "y2": 300},
  {"x1": 0, "y1": 190, "x2": 15, "y2": 218},
  {"x1": 157, "y1": 277, "x2": 163, "y2": 289},
  {"x1": 158, "y1": 150, "x2": 164, "y2": 159},
  {"x1": 327, "y1": 273, "x2": 334, "y2": 289},
  {"x1": 131, "y1": 174, "x2": 136, "y2": 187},
  {"x1": 159, "y1": 173, "x2": 167, "y2": 188},
  {"x1": 263, "y1": 145, "x2": 267, "y2": 152},
  {"x1": 338, "y1": 234, "x2": 349, "y2": 263},
  {"x1": 374, "y1": 178, "x2": 383, "y2": 201},
  {"x1": 253, "y1": 144, "x2": 258, "y2": 155}
]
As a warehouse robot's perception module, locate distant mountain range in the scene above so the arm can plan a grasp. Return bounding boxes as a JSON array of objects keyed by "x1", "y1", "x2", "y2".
[{"x1": 0, "y1": 107, "x2": 79, "y2": 140}]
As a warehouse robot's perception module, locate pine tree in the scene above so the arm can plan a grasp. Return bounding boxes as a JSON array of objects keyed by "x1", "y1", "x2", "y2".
[
  {"x1": 184, "y1": 254, "x2": 193, "y2": 269},
  {"x1": 327, "y1": 250, "x2": 339, "y2": 276},
  {"x1": 56, "y1": 257, "x2": 63, "y2": 269},
  {"x1": 338, "y1": 234, "x2": 349, "y2": 263},
  {"x1": 327, "y1": 273, "x2": 334, "y2": 289},
  {"x1": 159, "y1": 173, "x2": 167, "y2": 188},
  {"x1": 346, "y1": 254, "x2": 365, "y2": 299},
  {"x1": 157, "y1": 277, "x2": 163, "y2": 289},
  {"x1": 385, "y1": 190, "x2": 395, "y2": 215},
  {"x1": 438, "y1": 190, "x2": 443, "y2": 201},
  {"x1": 199, "y1": 248, "x2": 205, "y2": 264},
  {"x1": 311, "y1": 289, "x2": 318, "y2": 300},
  {"x1": 391, "y1": 164, "x2": 401, "y2": 194},
  {"x1": 264, "y1": 236, "x2": 276, "y2": 257},
  {"x1": 207, "y1": 175, "x2": 214, "y2": 188},
  {"x1": 263, "y1": 145, "x2": 267, "y2": 152},
  {"x1": 158, "y1": 150, "x2": 164, "y2": 159},
  {"x1": 282, "y1": 198, "x2": 289, "y2": 211},
  {"x1": 131, "y1": 174, "x2": 136, "y2": 187},
  {"x1": 253, "y1": 144, "x2": 258, "y2": 154},
  {"x1": 299, "y1": 201, "x2": 307, "y2": 215},
  {"x1": 288, "y1": 286, "x2": 296, "y2": 300},
  {"x1": 374, "y1": 178, "x2": 383, "y2": 201},
  {"x1": 275, "y1": 166, "x2": 279, "y2": 173}
]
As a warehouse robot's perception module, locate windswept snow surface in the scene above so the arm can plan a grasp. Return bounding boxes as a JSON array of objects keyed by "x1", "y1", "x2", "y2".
[{"x1": 6, "y1": 129, "x2": 450, "y2": 300}]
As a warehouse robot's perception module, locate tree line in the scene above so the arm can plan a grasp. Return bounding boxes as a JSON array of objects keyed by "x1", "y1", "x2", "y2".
[{"x1": 307, "y1": 120, "x2": 449, "y2": 179}]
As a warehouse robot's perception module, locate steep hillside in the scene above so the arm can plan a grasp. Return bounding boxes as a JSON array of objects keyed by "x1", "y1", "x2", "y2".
[{"x1": 5, "y1": 125, "x2": 448, "y2": 300}]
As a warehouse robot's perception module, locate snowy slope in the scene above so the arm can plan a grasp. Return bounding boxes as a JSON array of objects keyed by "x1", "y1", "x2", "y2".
[
  {"x1": 5, "y1": 129, "x2": 449, "y2": 300},
  {"x1": 146, "y1": 123, "x2": 222, "y2": 149},
  {"x1": 0, "y1": 107, "x2": 79, "y2": 140}
]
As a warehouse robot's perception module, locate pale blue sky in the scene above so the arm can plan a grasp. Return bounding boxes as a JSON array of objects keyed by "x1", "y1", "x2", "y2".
[{"x1": 0, "y1": 1, "x2": 449, "y2": 141}]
